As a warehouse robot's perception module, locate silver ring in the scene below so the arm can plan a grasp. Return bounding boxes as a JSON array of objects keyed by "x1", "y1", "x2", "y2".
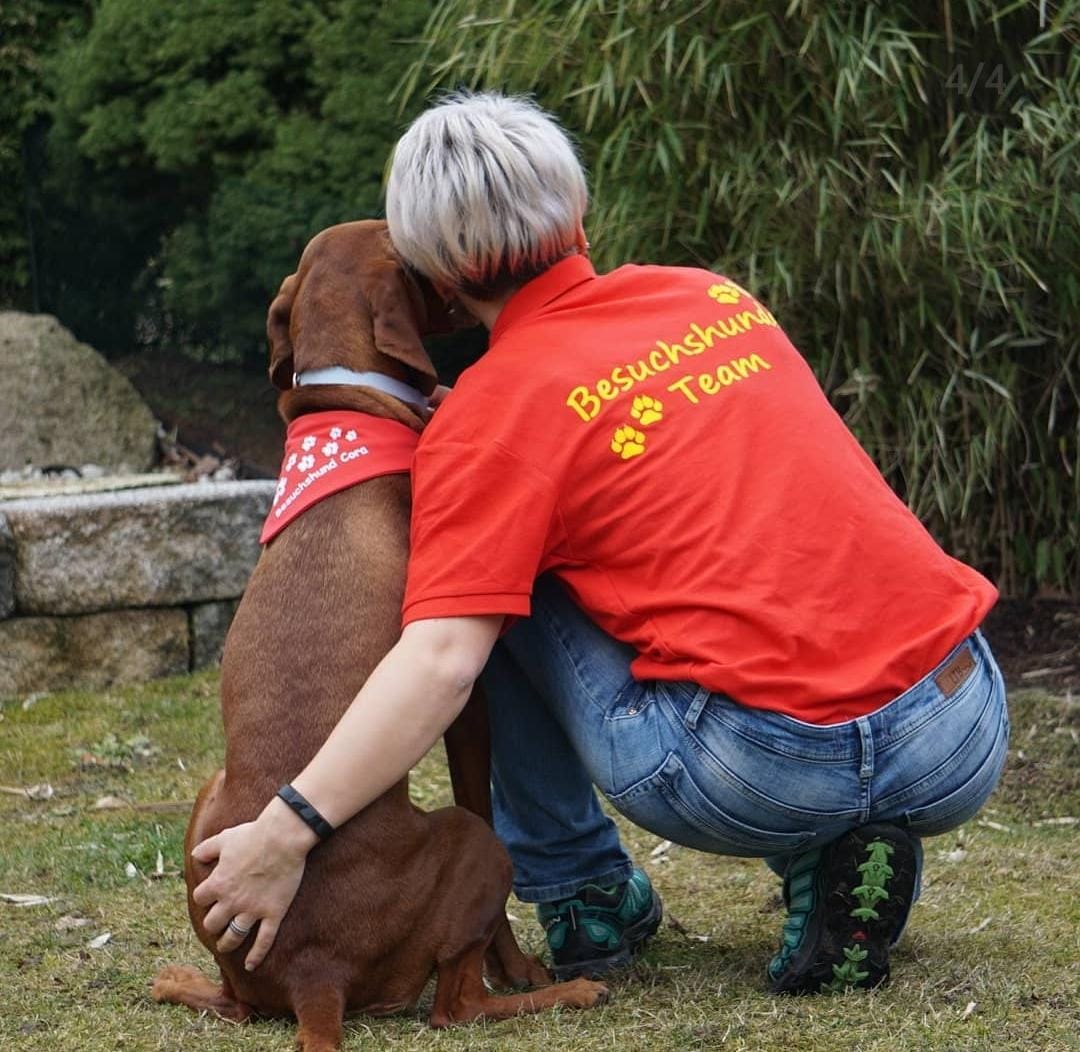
[{"x1": 227, "y1": 919, "x2": 252, "y2": 937}]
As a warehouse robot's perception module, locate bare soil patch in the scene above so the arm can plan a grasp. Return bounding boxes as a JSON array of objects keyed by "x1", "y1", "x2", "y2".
[{"x1": 983, "y1": 598, "x2": 1080, "y2": 693}]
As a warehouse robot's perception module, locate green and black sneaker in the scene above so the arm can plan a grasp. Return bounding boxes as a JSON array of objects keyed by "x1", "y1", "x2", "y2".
[
  {"x1": 537, "y1": 868, "x2": 663, "y2": 980},
  {"x1": 768, "y1": 823, "x2": 918, "y2": 995}
]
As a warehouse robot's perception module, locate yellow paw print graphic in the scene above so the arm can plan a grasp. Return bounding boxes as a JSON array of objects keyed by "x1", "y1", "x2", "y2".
[
  {"x1": 611, "y1": 425, "x2": 646, "y2": 460},
  {"x1": 630, "y1": 394, "x2": 663, "y2": 426},
  {"x1": 707, "y1": 279, "x2": 746, "y2": 305}
]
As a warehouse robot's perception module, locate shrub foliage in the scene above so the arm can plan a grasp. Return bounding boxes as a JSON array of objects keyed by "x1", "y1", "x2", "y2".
[
  {"x1": 0, "y1": 1, "x2": 91, "y2": 311},
  {"x1": 34, "y1": 0, "x2": 432, "y2": 357},
  {"x1": 402, "y1": 0, "x2": 1078, "y2": 593}
]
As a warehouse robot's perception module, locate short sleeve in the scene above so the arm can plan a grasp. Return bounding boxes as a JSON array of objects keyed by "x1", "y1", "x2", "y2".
[{"x1": 402, "y1": 439, "x2": 565, "y2": 625}]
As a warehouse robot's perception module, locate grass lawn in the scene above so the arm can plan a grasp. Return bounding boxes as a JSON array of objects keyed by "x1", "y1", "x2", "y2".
[{"x1": 1, "y1": 673, "x2": 1077, "y2": 1051}]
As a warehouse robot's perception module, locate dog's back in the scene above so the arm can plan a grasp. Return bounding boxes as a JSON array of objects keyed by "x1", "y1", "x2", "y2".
[{"x1": 220, "y1": 476, "x2": 412, "y2": 793}]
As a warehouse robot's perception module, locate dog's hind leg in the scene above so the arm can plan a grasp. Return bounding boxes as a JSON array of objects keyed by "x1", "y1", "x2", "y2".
[
  {"x1": 292, "y1": 984, "x2": 345, "y2": 1052},
  {"x1": 429, "y1": 941, "x2": 608, "y2": 1027},
  {"x1": 151, "y1": 964, "x2": 252, "y2": 1022},
  {"x1": 485, "y1": 918, "x2": 552, "y2": 990}
]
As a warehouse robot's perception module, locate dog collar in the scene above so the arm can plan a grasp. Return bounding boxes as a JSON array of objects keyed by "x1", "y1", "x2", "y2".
[{"x1": 293, "y1": 367, "x2": 429, "y2": 412}]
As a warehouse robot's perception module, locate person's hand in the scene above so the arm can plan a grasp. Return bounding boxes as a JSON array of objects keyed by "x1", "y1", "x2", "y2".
[{"x1": 190, "y1": 800, "x2": 316, "y2": 971}]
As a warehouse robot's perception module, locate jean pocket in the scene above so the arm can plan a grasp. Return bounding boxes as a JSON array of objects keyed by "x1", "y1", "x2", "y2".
[
  {"x1": 902, "y1": 702, "x2": 1010, "y2": 837},
  {"x1": 604, "y1": 679, "x2": 653, "y2": 722},
  {"x1": 608, "y1": 752, "x2": 815, "y2": 857}
]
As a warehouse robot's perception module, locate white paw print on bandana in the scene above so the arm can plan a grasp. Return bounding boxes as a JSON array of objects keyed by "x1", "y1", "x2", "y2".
[
  {"x1": 285, "y1": 453, "x2": 297, "y2": 471},
  {"x1": 273, "y1": 478, "x2": 287, "y2": 504},
  {"x1": 345, "y1": 429, "x2": 357, "y2": 442},
  {"x1": 329, "y1": 427, "x2": 342, "y2": 440},
  {"x1": 301, "y1": 435, "x2": 316, "y2": 452},
  {"x1": 322, "y1": 441, "x2": 339, "y2": 456},
  {"x1": 298, "y1": 454, "x2": 315, "y2": 472}
]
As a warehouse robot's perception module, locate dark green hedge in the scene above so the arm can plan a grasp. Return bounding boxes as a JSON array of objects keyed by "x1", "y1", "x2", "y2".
[{"x1": 8, "y1": 0, "x2": 432, "y2": 357}]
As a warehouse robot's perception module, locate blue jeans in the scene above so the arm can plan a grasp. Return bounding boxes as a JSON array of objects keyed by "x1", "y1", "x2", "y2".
[{"x1": 482, "y1": 575, "x2": 1009, "y2": 912}]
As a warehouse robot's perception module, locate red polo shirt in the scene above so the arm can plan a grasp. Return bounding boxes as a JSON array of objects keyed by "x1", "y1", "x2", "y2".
[{"x1": 402, "y1": 256, "x2": 997, "y2": 723}]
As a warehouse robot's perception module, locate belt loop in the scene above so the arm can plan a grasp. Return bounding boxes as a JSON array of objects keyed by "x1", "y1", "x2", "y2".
[
  {"x1": 856, "y1": 717, "x2": 874, "y2": 780},
  {"x1": 684, "y1": 686, "x2": 711, "y2": 730}
]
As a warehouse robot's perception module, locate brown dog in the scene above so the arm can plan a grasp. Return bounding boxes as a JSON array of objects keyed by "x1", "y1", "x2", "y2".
[{"x1": 152, "y1": 221, "x2": 607, "y2": 1049}]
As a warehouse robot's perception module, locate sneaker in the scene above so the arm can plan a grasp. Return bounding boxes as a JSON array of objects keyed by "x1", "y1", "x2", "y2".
[
  {"x1": 768, "y1": 823, "x2": 918, "y2": 995},
  {"x1": 537, "y1": 867, "x2": 663, "y2": 980}
]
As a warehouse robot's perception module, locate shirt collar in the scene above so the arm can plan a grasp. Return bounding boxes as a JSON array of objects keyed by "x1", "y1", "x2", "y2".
[{"x1": 490, "y1": 254, "x2": 596, "y2": 344}]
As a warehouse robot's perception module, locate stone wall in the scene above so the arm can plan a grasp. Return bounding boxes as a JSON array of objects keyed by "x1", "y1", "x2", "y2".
[{"x1": 0, "y1": 481, "x2": 275, "y2": 699}]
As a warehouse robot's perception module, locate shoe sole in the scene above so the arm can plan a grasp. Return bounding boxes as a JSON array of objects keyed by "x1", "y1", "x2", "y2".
[
  {"x1": 771, "y1": 823, "x2": 917, "y2": 995},
  {"x1": 551, "y1": 891, "x2": 664, "y2": 981}
]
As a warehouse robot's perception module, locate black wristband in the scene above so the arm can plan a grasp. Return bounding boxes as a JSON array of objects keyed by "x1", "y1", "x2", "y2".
[{"x1": 276, "y1": 784, "x2": 335, "y2": 841}]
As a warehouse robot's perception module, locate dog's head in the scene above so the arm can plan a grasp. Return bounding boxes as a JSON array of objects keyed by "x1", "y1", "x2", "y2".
[{"x1": 267, "y1": 219, "x2": 464, "y2": 395}]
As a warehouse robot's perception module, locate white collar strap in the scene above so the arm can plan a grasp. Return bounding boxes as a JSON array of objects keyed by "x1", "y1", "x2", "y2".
[{"x1": 293, "y1": 366, "x2": 429, "y2": 412}]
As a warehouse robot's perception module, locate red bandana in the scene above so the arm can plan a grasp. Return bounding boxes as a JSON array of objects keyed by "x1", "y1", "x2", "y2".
[{"x1": 260, "y1": 410, "x2": 419, "y2": 544}]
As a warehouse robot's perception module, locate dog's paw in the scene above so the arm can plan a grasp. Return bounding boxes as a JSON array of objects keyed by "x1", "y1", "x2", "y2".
[
  {"x1": 630, "y1": 394, "x2": 663, "y2": 426},
  {"x1": 611, "y1": 425, "x2": 646, "y2": 460},
  {"x1": 485, "y1": 951, "x2": 551, "y2": 991},
  {"x1": 558, "y1": 977, "x2": 610, "y2": 1008},
  {"x1": 151, "y1": 964, "x2": 205, "y2": 1002}
]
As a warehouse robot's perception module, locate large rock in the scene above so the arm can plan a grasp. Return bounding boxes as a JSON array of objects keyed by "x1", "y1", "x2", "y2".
[
  {"x1": 1, "y1": 481, "x2": 275, "y2": 615},
  {"x1": 0, "y1": 608, "x2": 189, "y2": 698},
  {"x1": 0, "y1": 311, "x2": 157, "y2": 472}
]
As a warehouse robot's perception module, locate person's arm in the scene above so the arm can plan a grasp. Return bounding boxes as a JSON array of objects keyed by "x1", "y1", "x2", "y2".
[{"x1": 190, "y1": 613, "x2": 502, "y2": 971}]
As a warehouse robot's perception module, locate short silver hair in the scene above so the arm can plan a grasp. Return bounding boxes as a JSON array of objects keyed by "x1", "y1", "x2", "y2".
[{"x1": 386, "y1": 91, "x2": 588, "y2": 299}]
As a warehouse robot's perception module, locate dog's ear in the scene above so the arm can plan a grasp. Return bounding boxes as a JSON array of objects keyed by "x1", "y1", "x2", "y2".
[
  {"x1": 367, "y1": 266, "x2": 439, "y2": 396},
  {"x1": 267, "y1": 272, "x2": 298, "y2": 391}
]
